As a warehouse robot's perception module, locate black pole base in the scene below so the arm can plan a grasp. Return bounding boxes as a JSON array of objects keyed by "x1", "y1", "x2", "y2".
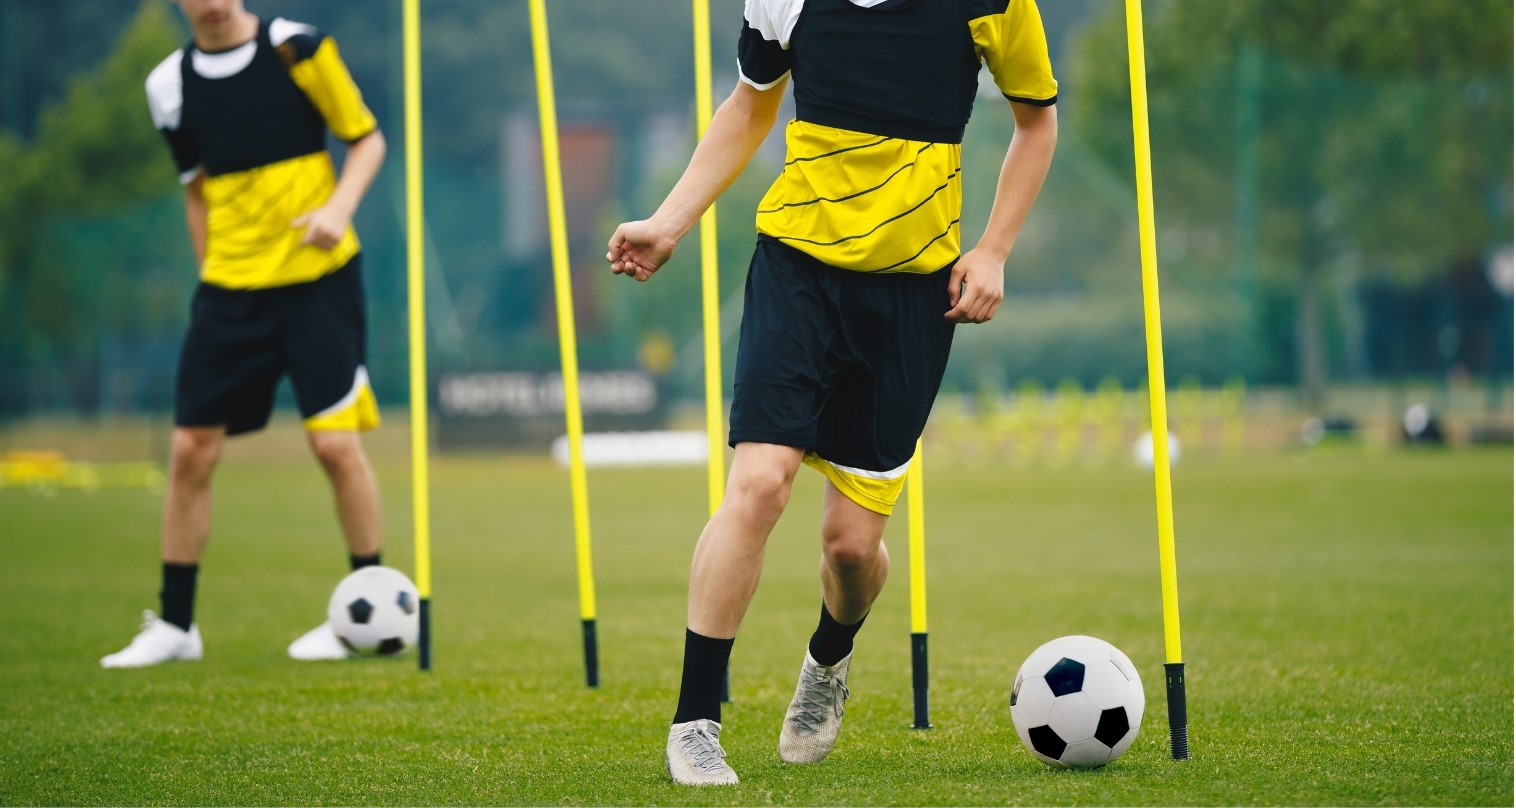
[
  {"x1": 910, "y1": 631, "x2": 932, "y2": 729},
  {"x1": 582, "y1": 618, "x2": 599, "y2": 688},
  {"x1": 1164, "y1": 661, "x2": 1189, "y2": 759},
  {"x1": 418, "y1": 598, "x2": 431, "y2": 671}
]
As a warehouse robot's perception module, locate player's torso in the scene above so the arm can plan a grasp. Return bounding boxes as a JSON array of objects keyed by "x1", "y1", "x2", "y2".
[
  {"x1": 790, "y1": 0, "x2": 983, "y2": 144},
  {"x1": 178, "y1": 24, "x2": 327, "y2": 176},
  {"x1": 176, "y1": 20, "x2": 357, "y2": 289},
  {"x1": 758, "y1": 0, "x2": 984, "y2": 275}
]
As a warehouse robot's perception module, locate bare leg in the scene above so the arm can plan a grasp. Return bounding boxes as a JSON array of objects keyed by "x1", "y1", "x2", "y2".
[
  {"x1": 817, "y1": 481, "x2": 891, "y2": 624},
  {"x1": 161, "y1": 426, "x2": 226, "y2": 564},
  {"x1": 687, "y1": 442, "x2": 805, "y2": 638},
  {"x1": 306, "y1": 430, "x2": 381, "y2": 557}
]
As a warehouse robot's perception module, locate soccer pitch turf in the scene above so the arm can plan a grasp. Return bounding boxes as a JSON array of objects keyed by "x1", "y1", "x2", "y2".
[{"x1": 1, "y1": 435, "x2": 1510, "y2": 805}]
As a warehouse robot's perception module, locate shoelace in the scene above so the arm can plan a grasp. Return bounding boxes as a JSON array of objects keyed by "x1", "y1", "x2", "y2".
[
  {"x1": 790, "y1": 668, "x2": 849, "y2": 733},
  {"x1": 678, "y1": 726, "x2": 728, "y2": 772}
]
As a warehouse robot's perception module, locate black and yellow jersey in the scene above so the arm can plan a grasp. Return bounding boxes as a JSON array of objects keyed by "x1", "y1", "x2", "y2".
[
  {"x1": 146, "y1": 18, "x2": 377, "y2": 290},
  {"x1": 739, "y1": 0, "x2": 1057, "y2": 274}
]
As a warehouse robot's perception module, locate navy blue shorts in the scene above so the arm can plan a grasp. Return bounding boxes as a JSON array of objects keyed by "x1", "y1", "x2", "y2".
[
  {"x1": 728, "y1": 237, "x2": 956, "y2": 510},
  {"x1": 175, "y1": 256, "x2": 378, "y2": 436}
]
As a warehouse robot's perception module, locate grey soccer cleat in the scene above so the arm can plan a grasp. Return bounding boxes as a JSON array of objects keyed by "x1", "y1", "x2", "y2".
[
  {"x1": 778, "y1": 651, "x2": 851, "y2": 763},
  {"x1": 666, "y1": 718, "x2": 739, "y2": 785}
]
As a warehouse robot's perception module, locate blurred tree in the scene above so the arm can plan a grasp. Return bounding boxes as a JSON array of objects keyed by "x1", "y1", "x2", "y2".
[
  {"x1": 1068, "y1": 0, "x2": 1513, "y2": 408},
  {"x1": 0, "y1": 1, "x2": 187, "y2": 416}
]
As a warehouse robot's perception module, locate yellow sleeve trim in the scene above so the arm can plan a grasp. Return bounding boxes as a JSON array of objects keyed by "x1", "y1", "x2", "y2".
[{"x1": 288, "y1": 38, "x2": 378, "y2": 142}]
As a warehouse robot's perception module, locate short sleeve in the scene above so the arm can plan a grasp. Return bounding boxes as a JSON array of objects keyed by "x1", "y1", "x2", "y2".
[
  {"x1": 274, "y1": 20, "x2": 378, "y2": 142},
  {"x1": 738, "y1": 0, "x2": 803, "y2": 90},
  {"x1": 968, "y1": 0, "x2": 1058, "y2": 106},
  {"x1": 145, "y1": 50, "x2": 203, "y2": 184}
]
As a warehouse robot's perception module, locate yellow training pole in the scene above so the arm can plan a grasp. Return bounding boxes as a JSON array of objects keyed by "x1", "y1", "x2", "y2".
[
  {"x1": 692, "y1": 0, "x2": 724, "y2": 518},
  {"x1": 529, "y1": 0, "x2": 599, "y2": 688},
  {"x1": 906, "y1": 439, "x2": 931, "y2": 728},
  {"x1": 691, "y1": 0, "x2": 734, "y2": 705},
  {"x1": 1125, "y1": 0, "x2": 1187, "y2": 759},
  {"x1": 402, "y1": 0, "x2": 433, "y2": 672}
]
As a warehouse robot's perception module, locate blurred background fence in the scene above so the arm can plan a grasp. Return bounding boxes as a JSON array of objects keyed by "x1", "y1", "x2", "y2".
[{"x1": 0, "y1": 0, "x2": 1510, "y2": 453}]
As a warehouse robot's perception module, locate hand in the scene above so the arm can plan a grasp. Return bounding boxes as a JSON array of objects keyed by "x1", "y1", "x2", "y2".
[
  {"x1": 292, "y1": 203, "x2": 352, "y2": 250},
  {"x1": 944, "y1": 247, "x2": 1006, "y2": 324},
  {"x1": 607, "y1": 219, "x2": 679, "y2": 282}
]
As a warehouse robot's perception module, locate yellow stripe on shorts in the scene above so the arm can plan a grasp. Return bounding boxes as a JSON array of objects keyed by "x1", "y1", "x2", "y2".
[
  {"x1": 304, "y1": 367, "x2": 381, "y2": 432},
  {"x1": 804, "y1": 452, "x2": 913, "y2": 515}
]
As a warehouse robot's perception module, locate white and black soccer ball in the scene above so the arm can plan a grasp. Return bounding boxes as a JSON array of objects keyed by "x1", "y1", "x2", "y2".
[
  {"x1": 1132, "y1": 430, "x2": 1181, "y2": 469},
  {"x1": 327, "y1": 566, "x2": 420, "y2": 656},
  {"x1": 1010, "y1": 635, "x2": 1145, "y2": 768}
]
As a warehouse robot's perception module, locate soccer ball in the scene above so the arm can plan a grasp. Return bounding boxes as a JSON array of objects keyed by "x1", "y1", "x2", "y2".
[
  {"x1": 1010, "y1": 635, "x2": 1145, "y2": 768},
  {"x1": 1132, "y1": 430, "x2": 1181, "y2": 469},
  {"x1": 327, "y1": 566, "x2": 420, "y2": 656}
]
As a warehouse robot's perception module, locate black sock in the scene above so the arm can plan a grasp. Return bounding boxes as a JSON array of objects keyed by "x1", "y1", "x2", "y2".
[
  {"x1": 808, "y1": 602, "x2": 866, "y2": 667},
  {"x1": 672, "y1": 629, "x2": 735, "y2": 725},
  {"x1": 159, "y1": 562, "x2": 200, "y2": 631},
  {"x1": 350, "y1": 552, "x2": 381, "y2": 571}
]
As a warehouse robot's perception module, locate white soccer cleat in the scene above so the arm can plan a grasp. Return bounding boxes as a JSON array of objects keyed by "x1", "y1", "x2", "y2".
[
  {"x1": 100, "y1": 610, "x2": 203, "y2": 668},
  {"x1": 287, "y1": 621, "x2": 352, "y2": 661},
  {"x1": 666, "y1": 719, "x2": 739, "y2": 785},
  {"x1": 779, "y1": 651, "x2": 851, "y2": 764}
]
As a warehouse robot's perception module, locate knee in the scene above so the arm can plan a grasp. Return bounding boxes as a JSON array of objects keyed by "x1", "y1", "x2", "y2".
[
  {"x1": 729, "y1": 463, "x2": 796, "y2": 523},
  {"x1": 821, "y1": 527, "x2": 883, "y2": 573},
  {"x1": 169, "y1": 428, "x2": 222, "y2": 481},
  {"x1": 307, "y1": 431, "x2": 364, "y2": 475}
]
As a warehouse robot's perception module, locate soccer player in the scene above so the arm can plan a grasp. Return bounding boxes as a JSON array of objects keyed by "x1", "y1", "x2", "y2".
[
  {"x1": 101, "y1": 0, "x2": 387, "y2": 668},
  {"x1": 607, "y1": 0, "x2": 1058, "y2": 785}
]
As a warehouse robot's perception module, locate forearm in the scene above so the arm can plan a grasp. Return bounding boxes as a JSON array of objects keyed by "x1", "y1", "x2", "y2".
[
  {"x1": 326, "y1": 129, "x2": 387, "y2": 218},
  {"x1": 973, "y1": 105, "x2": 1058, "y2": 262},
  {"x1": 184, "y1": 178, "x2": 207, "y2": 267},
  {"x1": 651, "y1": 84, "x2": 783, "y2": 242}
]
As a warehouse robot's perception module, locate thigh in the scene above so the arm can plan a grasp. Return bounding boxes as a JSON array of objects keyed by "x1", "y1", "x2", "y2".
[
  {"x1": 276, "y1": 257, "x2": 376, "y2": 430},
  {"x1": 175, "y1": 283, "x2": 283, "y2": 436},
  {"x1": 728, "y1": 239, "x2": 840, "y2": 450},
  {"x1": 815, "y1": 265, "x2": 956, "y2": 473}
]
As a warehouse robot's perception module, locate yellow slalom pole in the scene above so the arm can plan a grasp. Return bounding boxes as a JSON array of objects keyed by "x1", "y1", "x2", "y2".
[
  {"x1": 906, "y1": 439, "x2": 931, "y2": 728},
  {"x1": 529, "y1": 0, "x2": 599, "y2": 688},
  {"x1": 1125, "y1": 0, "x2": 1187, "y2": 759},
  {"x1": 692, "y1": 0, "x2": 724, "y2": 518},
  {"x1": 691, "y1": 0, "x2": 733, "y2": 705},
  {"x1": 402, "y1": 0, "x2": 433, "y2": 672}
]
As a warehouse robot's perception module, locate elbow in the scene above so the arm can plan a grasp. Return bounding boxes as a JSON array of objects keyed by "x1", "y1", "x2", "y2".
[
  {"x1": 353, "y1": 128, "x2": 387, "y2": 163},
  {"x1": 1014, "y1": 103, "x2": 1058, "y2": 151}
]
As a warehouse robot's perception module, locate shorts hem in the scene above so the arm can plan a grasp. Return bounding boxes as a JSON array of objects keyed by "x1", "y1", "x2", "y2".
[{"x1": 727, "y1": 430, "x2": 813, "y2": 450}]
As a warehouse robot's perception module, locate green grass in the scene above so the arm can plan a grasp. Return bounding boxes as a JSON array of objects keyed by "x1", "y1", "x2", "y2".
[{"x1": 0, "y1": 430, "x2": 1510, "y2": 805}]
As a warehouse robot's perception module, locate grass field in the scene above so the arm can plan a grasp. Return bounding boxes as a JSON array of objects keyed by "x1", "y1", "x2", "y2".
[{"x1": 0, "y1": 423, "x2": 1511, "y2": 806}]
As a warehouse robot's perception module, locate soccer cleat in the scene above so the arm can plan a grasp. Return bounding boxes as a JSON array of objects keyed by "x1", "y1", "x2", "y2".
[
  {"x1": 778, "y1": 651, "x2": 851, "y2": 763},
  {"x1": 100, "y1": 610, "x2": 203, "y2": 668},
  {"x1": 666, "y1": 719, "x2": 739, "y2": 785},
  {"x1": 287, "y1": 621, "x2": 352, "y2": 661}
]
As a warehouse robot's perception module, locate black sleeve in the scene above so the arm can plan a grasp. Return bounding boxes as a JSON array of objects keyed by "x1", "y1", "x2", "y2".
[
  {"x1": 160, "y1": 126, "x2": 200, "y2": 178},
  {"x1": 737, "y1": 19, "x2": 793, "y2": 88}
]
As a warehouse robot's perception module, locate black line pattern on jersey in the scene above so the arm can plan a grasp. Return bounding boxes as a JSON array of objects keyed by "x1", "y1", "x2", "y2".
[
  {"x1": 775, "y1": 167, "x2": 962, "y2": 248},
  {"x1": 211, "y1": 182, "x2": 330, "y2": 260},
  {"x1": 205, "y1": 171, "x2": 264, "y2": 221},
  {"x1": 214, "y1": 170, "x2": 260, "y2": 203},
  {"x1": 864, "y1": 218, "x2": 961, "y2": 273},
  {"x1": 215, "y1": 172, "x2": 314, "y2": 238},
  {"x1": 783, "y1": 136, "x2": 893, "y2": 166},
  {"x1": 758, "y1": 143, "x2": 934, "y2": 214}
]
